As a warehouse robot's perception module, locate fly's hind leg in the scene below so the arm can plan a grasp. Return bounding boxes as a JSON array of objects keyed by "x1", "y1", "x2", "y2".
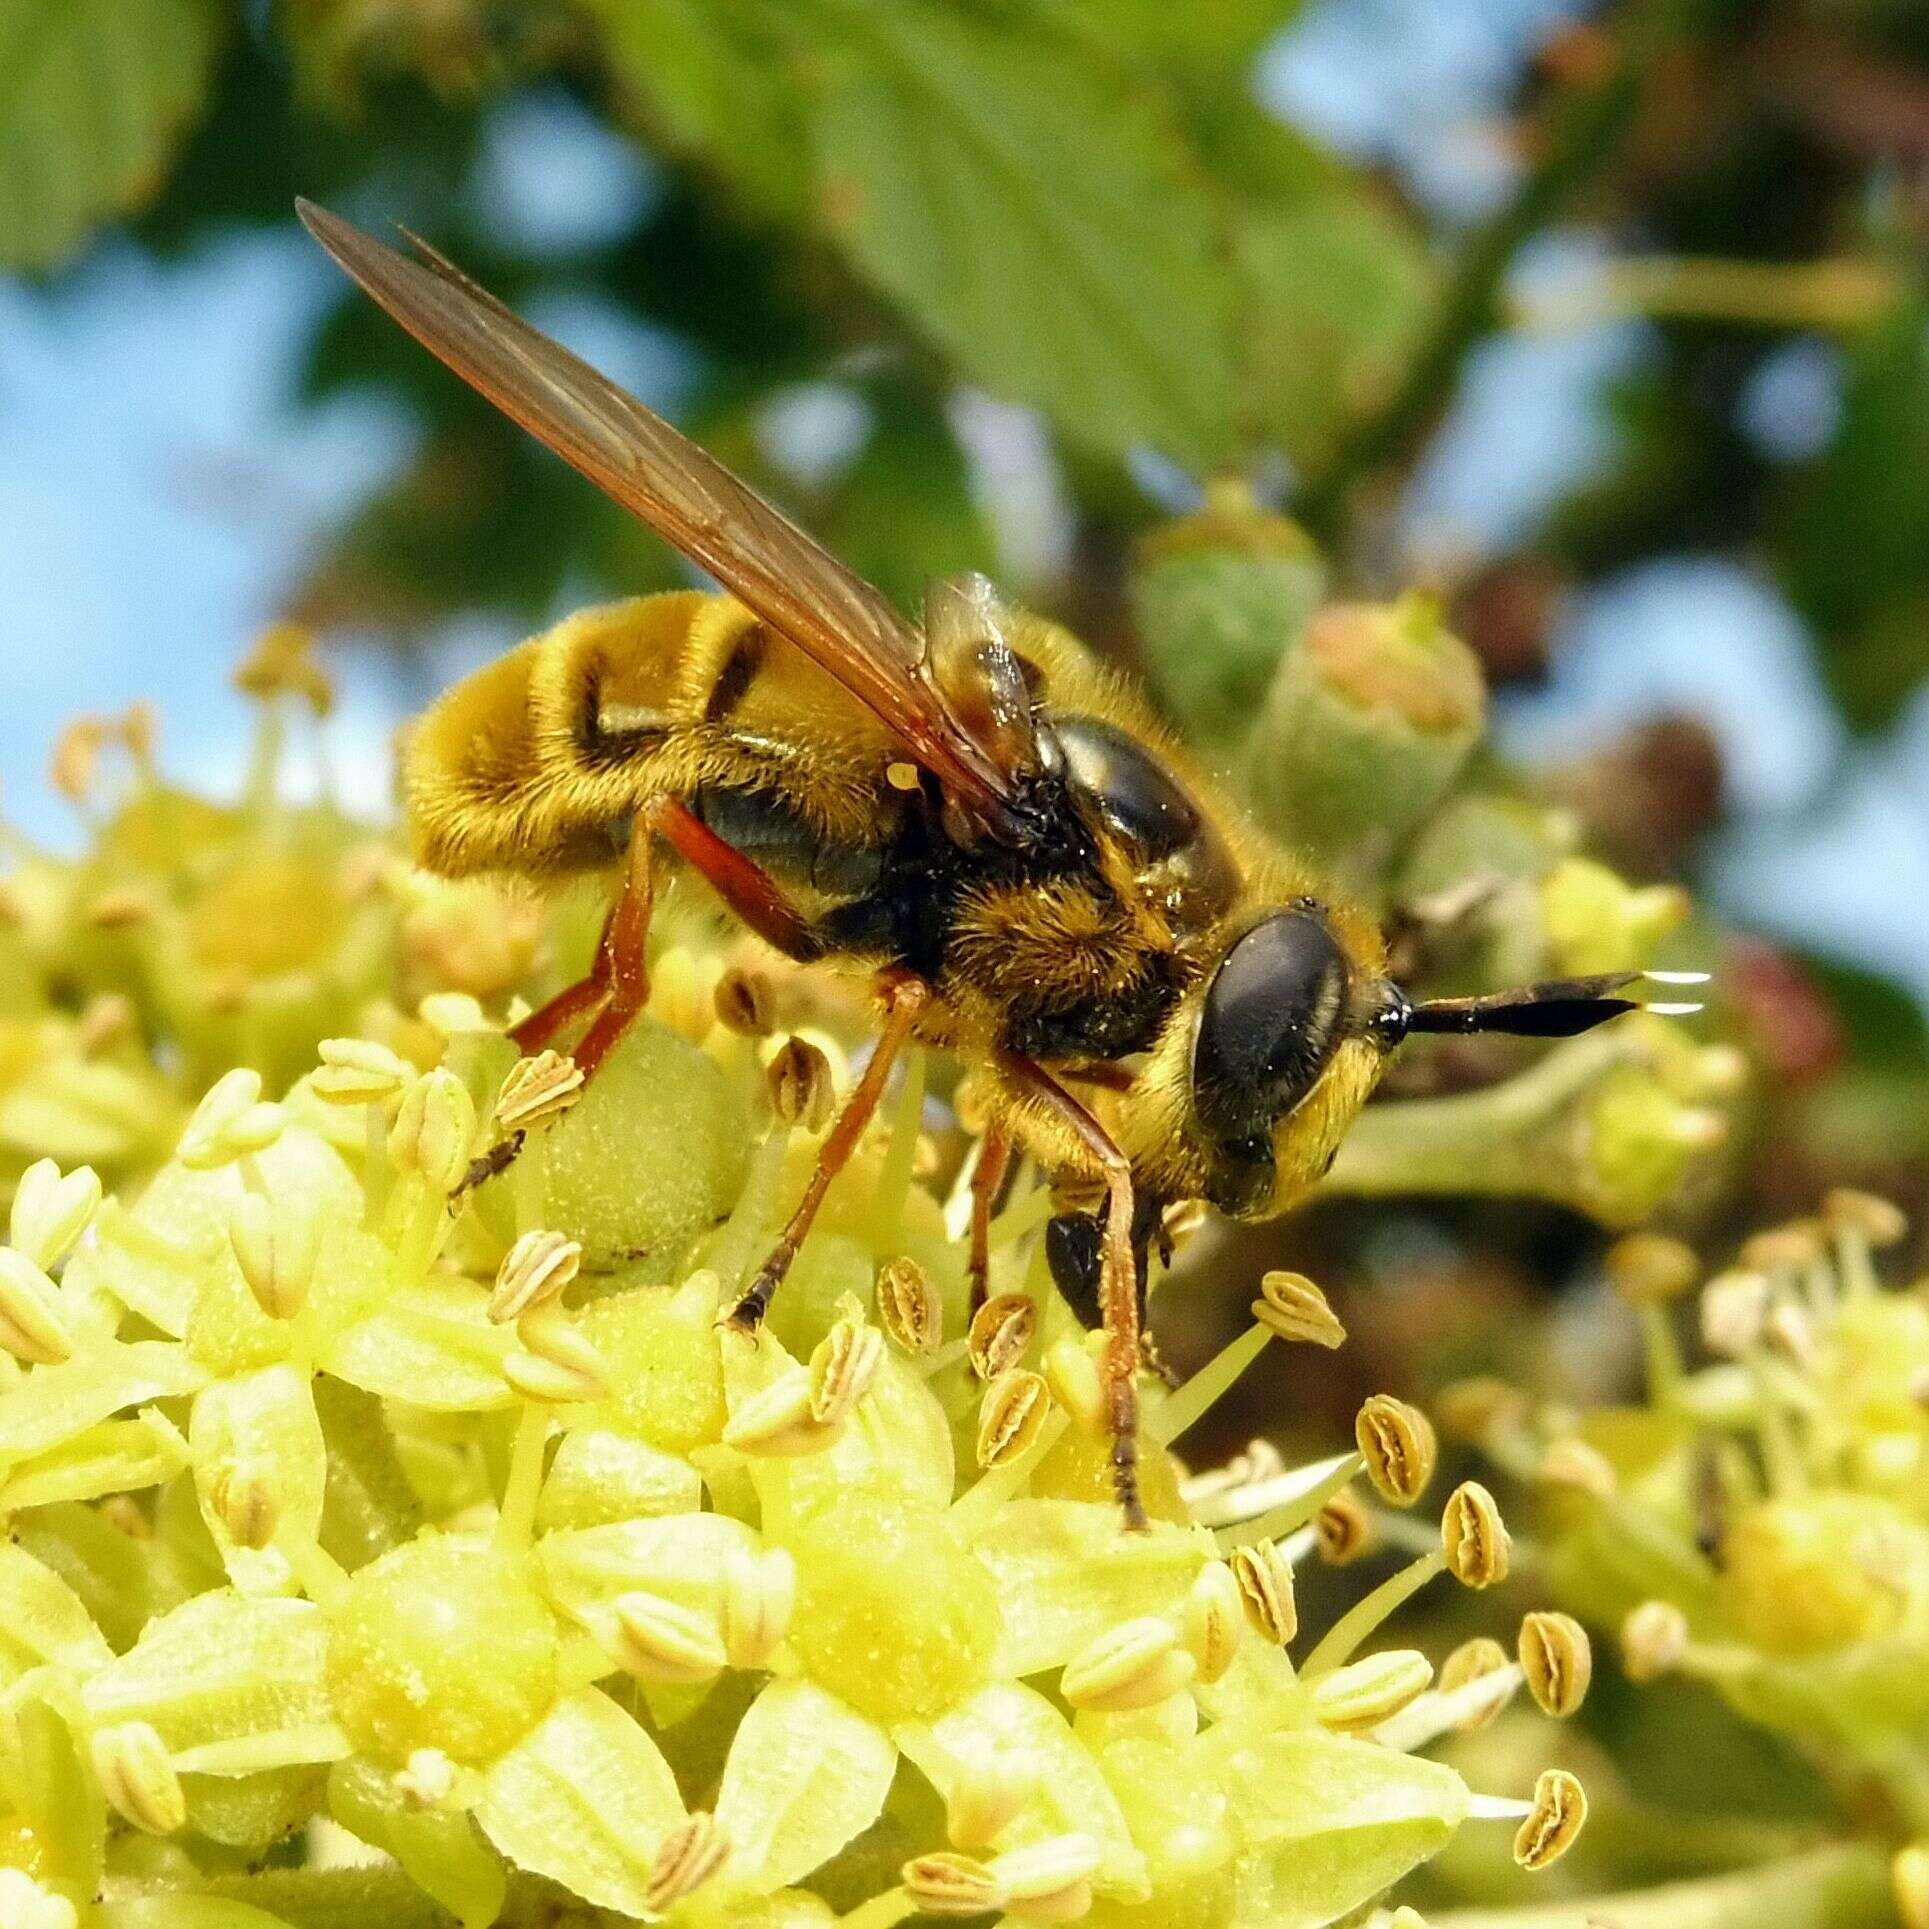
[
  {"x1": 995, "y1": 1049, "x2": 1148, "y2": 1532},
  {"x1": 967, "y1": 1120, "x2": 1014, "y2": 1317}
]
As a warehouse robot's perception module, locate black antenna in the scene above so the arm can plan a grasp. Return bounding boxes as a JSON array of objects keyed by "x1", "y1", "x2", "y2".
[{"x1": 1403, "y1": 971, "x2": 1708, "y2": 1040}]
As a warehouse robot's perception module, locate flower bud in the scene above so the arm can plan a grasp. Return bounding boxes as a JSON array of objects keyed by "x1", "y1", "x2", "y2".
[
  {"x1": 968, "y1": 1293, "x2": 1038, "y2": 1379},
  {"x1": 1061, "y1": 1617, "x2": 1196, "y2": 1712},
  {"x1": 767, "y1": 1037, "x2": 834, "y2": 1129},
  {"x1": 611, "y1": 1591, "x2": 727, "y2": 1683},
  {"x1": 713, "y1": 968, "x2": 775, "y2": 1037},
  {"x1": 721, "y1": 1546, "x2": 796, "y2": 1670},
  {"x1": 1513, "y1": 1768, "x2": 1587, "y2": 1871},
  {"x1": 495, "y1": 1050, "x2": 585, "y2": 1132},
  {"x1": 1311, "y1": 1649, "x2": 1433, "y2": 1733},
  {"x1": 876, "y1": 1256, "x2": 942, "y2": 1353},
  {"x1": 1316, "y1": 1490, "x2": 1371, "y2": 1565},
  {"x1": 648, "y1": 1811, "x2": 731, "y2": 1912},
  {"x1": 1621, "y1": 1600, "x2": 1689, "y2": 1681},
  {"x1": 1604, "y1": 1231, "x2": 1698, "y2": 1305},
  {"x1": 810, "y1": 1307, "x2": 885, "y2": 1425},
  {"x1": 1438, "y1": 1636, "x2": 1513, "y2": 1731},
  {"x1": 489, "y1": 1229, "x2": 583, "y2": 1324},
  {"x1": 313, "y1": 1037, "x2": 413, "y2": 1107},
  {"x1": 93, "y1": 1719, "x2": 187, "y2": 1834},
  {"x1": 1180, "y1": 1561, "x2": 1246, "y2": 1683},
  {"x1": 9, "y1": 1157, "x2": 102, "y2": 1271},
  {"x1": 227, "y1": 1191, "x2": 318, "y2": 1321},
  {"x1": 0, "y1": 1249, "x2": 75, "y2": 1365},
  {"x1": 1442, "y1": 1482, "x2": 1511, "y2": 1587},
  {"x1": 977, "y1": 1369, "x2": 1052, "y2": 1469},
  {"x1": 179, "y1": 1068, "x2": 286, "y2": 1169},
  {"x1": 1228, "y1": 1538, "x2": 1298, "y2": 1645},
  {"x1": 387, "y1": 1069, "x2": 477, "y2": 1194},
  {"x1": 902, "y1": 1851, "x2": 1007, "y2": 1917},
  {"x1": 1251, "y1": 1269, "x2": 1345, "y2": 1348},
  {"x1": 1356, "y1": 1394, "x2": 1437, "y2": 1506},
  {"x1": 1518, "y1": 1611, "x2": 1591, "y2": 1717}
]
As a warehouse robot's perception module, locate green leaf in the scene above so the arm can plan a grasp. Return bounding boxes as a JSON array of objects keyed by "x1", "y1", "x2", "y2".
[
  {"x1": 805, "y1": 0, "x2": 1239, "y2": 467},
  {"x1": 0, "y1": 0, "x2": 227, "y2": 271}
]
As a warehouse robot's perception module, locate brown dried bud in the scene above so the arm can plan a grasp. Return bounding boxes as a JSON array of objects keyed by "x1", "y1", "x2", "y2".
[
  {"x1": 713, "y1": 968, "x2": 775, "y2": 1037},
  {"x1": 1442, "y1": 1481, "x2": 1511, "y2": 1587},
  {"x1": 495, "y1": 1050, "x2": 585, "y2": 1132},
  {"x1": 1604, "y1": 1232, "x2": 1698, "y2": 1305},
  {"x1": 767, "y1": 1037, "x2": 834, "y2": 1130},
  {"x1": 647, "y1": 1811, "x2": 730, "y2": 1913},
  {"x1": 1356, "y1": 1394, "x2": 1437, "y2": 1506},
  {"x1": 967, "y1": 1293, "x2": 1037, "y2": 1380},
  {"x1": 876, "y1": 1256, "x2": 942, "y2": 1354},
  {"x1": 1518, "y1": 1611, "x2": 1591, "y2": 1717},
  {"x1": 977, "y1": 1369, "x2": 1051, "y2": 1469},
  {"x1": 1438, "y1": 1636, "x2": 1513, "y2": 1731},
  {"x1": 1620, "y1": 1599, "x2": 1689, "y2": 1681},
  {"x1": 1315, "y1": 1489, "x2": 1371, "y2": 1565},
  {"x1": 1252, "y1": 1270, "x2": 1345, "y2": 1348},
  {"x1": 1513, "y1": 1768, "x2": 1587, "y2": 1871},
  {"x1": 1228, "y1": 1538, "x2": 1298, "y2": 1645}
]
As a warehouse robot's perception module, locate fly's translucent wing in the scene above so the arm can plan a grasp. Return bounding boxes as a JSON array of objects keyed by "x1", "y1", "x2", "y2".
[{"x1": 296, "y1": 200, "x2": 1028, "y2": 837}]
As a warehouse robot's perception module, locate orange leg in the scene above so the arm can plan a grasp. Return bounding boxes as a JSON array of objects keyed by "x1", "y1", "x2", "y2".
[
  {"x1": 727, "y1": 975, "x2": 930, "y2": 1330},
  {"x1": 994, "y1": 1050, "x2": 1147, "y2": 1531},
  {"x1": 967, "y1": 1121, "x2": 1013, "y2": 1317}
]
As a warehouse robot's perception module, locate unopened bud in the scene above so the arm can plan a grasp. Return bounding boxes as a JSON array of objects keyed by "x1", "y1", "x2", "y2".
[
  {"x1": 1438, "y1": 1637, "x2": 1513, "y2": 1731},
  {"x1": 494, "y1": 1050, "x2": 584, "y2": 1132},
  {"x1": 1442, "y1": 1482, "x2": 1511, "y2": 1587},
  {"x1": 1513, "y1": 1768, "x2": 1587, "y2": 1870},
  {"x1": 902, "y1": 1851, "x2": 1006, "y2": 1917},
  {"x1": 721, "y1": 1546, "x2": 796, "y2": 1670},
  {"x1": 0, "y1": 1249, "x2": 74, "y2": 1365},
  {"x1": 767, "y1": 1037, "x2": 834, "y2": 1129},
  {"x1": 1061, "y1": 1617, "x2": 1196, "y2": 1712},
  {"x1": 1518, "y1": 1611, "x2": 1591, "y2": 1717},
  {"x1": 1605, "y1": 1232, "x2": 1698, "y2": 1305},
  {"x1": 227, "y1": 1193, "x2": 317, "y2": 1321},
  {"x1": 1252, "y1": 1269, "x2": 1345, "y2": 1347},
  {"x1": 810, "y1": 1308, "x2": 885, "y2": 1425},
  {"x1": 489, "y1": 1229, "x2": 582, "y2": 1323},
  {"x1": 179, "y1": 1069, "x2": 285, "y2": 1170},
  {"x1": 977, "y1": 1369, "x2": 1052, "y2": 1469},
  {"x1": 723, "y1": 1365, "x2": 841, "y2": 1457},
  {"x1": 876, "y1": 1256, "x2": 942, "y2": 1354},
  {"x1": 1700, "y1": 1270, "x2": 1769, "y2": 1357},
  {"x1": 1180, "y1": 1561, "x2": 1246, "y2": 1682},
  {"x1": 387, "y1": 1069, "x2": 477, "y2": 1194},
  {"x1": 1620, "y1": 1599, "x2": 1688, "y2": 1681},
  {"x1": 1311, "y1": 1649, "x2": 1432, "y2": 1733},
  {"x1": 93, "y1": 1720, "x2": 186, "y2": 1834},
  {"x1": 611, "y1": 1591, "x2": 727, "y2": 1683},
  {"x1": 1228, "y1": 1538, "x2": 1298, "y2": 1645},
  {"x1": 1537, "y1": 1436, "x2": 1617, "y2": 1501},
  {"x1": 713, "y1": 968, "x2": 775, "y2": 1037},
  {"x1": 648, "y1": 1811, "x2": 730, "y2": 1912},
  {"x1": 968, "y1": 1293, "x2": 1038, "y2": 1379},
  {"x1": 1356, "y1": 1394, "x2": 1437, "y2": 1506},
  {"x1": 1316, "y1": 1490, "x2": 1372, "y2": 1565},
  {"x1": 9, "y1": 1158, "x2": 102, "y2": 1271},
  {"x1": 313, "y1": 1037, "x2": 414, "y2": 1107}
]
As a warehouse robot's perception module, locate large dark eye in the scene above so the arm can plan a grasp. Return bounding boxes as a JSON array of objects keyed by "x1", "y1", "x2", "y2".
[{"x1": 1192, "y1": 910, "x2": 1349, "y2": 1143}]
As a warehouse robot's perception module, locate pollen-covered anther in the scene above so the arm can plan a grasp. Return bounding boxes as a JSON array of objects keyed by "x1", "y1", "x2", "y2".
[
  {"x1": 1061, "y1": 1616, "x2": 1197, "y2": 1712},
  {"x1": 721, "y1": 1545, "x2": 796, "y2": 1670},
  {"x1": 0, "y1": 1250, "x2": 76, "y2": 1366},
  {"x1": 235, "y1": 620, "x2": 333, "y2": 712},
  {"x1": 1604, "y1": 1231, "x2": 1699, "y2": 1305},
  {"x1": 1621, "y1": 1599, "x2": 1689, "y2": 1681},
  {"x1": 1739, "y1": 1219, "x2": 1827, "y2": 1276},
  {"x1": 1316, "y1": 1489, "x2": 1372, "y2": 1565},
  {"x1": 990, "y1": 1833, "x2": 1104, "y2": 1922},
  {"x1": 723, "y1": 1365, "x2": 842, "y2": 1457},
  {"x1": 767, "y1": 1036, "x2": 835, "y2": 1130},
  {"x1": 977, "y1": 1368, "x2": 1052, "y2": 1469},
  {"x1": 9, "y1": 1157, "x2": 102, "y2": 1271},
  {"x1": 1700, "y1": 1269, "x2": 1770, "y2": 1358},
  {"x1": 611, "y1": 1590, "x2": 728, "y2": 1684},
  {"x1": 876, "y1": 1255, "x2": 942, "y2": 1353},
  {"x1": 968, "y1": 1292, "x2": 1038, "y2": 1379},
  {"x1": 1513, "y1": 1767, "x2": 1588, "y2": 1870},
  {"x1": 1228, "y1": 1538, "x2": 1298, "y2": 1646},
  {"x1": 312, "y1": 1036, "x2": 415, "y2": 1107},
  {"x1": 1824, "y1": 1187, "x2": 1907, "y2": 1249},
  {"x1": 1518, "y1": 1611, "x2": 1591, "y2": 1717},
  {"x1": 394, "y1": 1746, "x2": 458, "y2": 1810},
  {"x1": 387, "y1": 1068, "x2": 477, "y2": 1194},
  {"x1": 902, "y1": 1851, "x2": 1008, "y2": 1917},
  {"x1": 489, "y1": 1229, "x2": 583, "y2": 1324},
  {"x1": 1252, "y1": 1269, "x2": 1346, "y2": 1348},
  {"x1": 1311, "y1": 1649, "x2": 1433, "y2": 1733},
  {"x1": 179, "y1": 1068, "x2": 286, "y2": 1170},
  {"x1": 494, "y1": 1049, "x2": 585, "y2": 1132},
  {"x1": 92, "y1": 1719, "x2": 187, "y2": 1835},
  {"x1": 1537, "y1": 1436, "x2": 1617, "y2": 1501},
  {"x1": 504, "y1": 1305, "x2": 609, "y2": 1404},
  {"x1": 1356, "y1": 1394, "x2": 1437, "y2": 1505},
  {"x1": 228, "y1": 1192, "x2": 318, "y2": 1322},
  {"x1": 1438, "y1": 1636, "x2": 1515, "y2": 1731},
  {"x1": 713, "y1": 967, "x2": 775, "y2": 1037},
  {"x1": 811, "y1": 1306, "x2": 886, "y2": 1425},
  {"x1": 1181, "y1": 1560, "x2": 1247, "y2": 1681},
  {"x1": 210, "y1": 1461, "x2": 281, "y2": 1551},
  {"x1": 1442, "y1": 1481, "x2": 1511, "y2": 1587},
  {"x1": 647, "y1": 1810, "x2": 731, "y2": 1913}
]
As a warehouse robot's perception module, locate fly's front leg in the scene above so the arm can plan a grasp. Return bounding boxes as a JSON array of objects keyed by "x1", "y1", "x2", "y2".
[
  {"x1": 994, "y1": 1049, "x2": 1148, "y2": 1532},
  {"x1": 726, "y1": 974, "x2": 931, "y2": 1331},
  {"x1": 967, "y1": 1121, "x2": 1013, "y2": 1317}
]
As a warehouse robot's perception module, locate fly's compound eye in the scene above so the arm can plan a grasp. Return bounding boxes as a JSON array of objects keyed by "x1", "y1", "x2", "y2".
[{"x1": 1192, "y1": 910, "x2": 1350, "y2": 1145}]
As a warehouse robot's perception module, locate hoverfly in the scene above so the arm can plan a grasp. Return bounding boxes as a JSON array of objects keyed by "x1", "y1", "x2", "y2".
[{"x1": 299, "y1": 202, "x2": 1700, "y2": 1528}]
